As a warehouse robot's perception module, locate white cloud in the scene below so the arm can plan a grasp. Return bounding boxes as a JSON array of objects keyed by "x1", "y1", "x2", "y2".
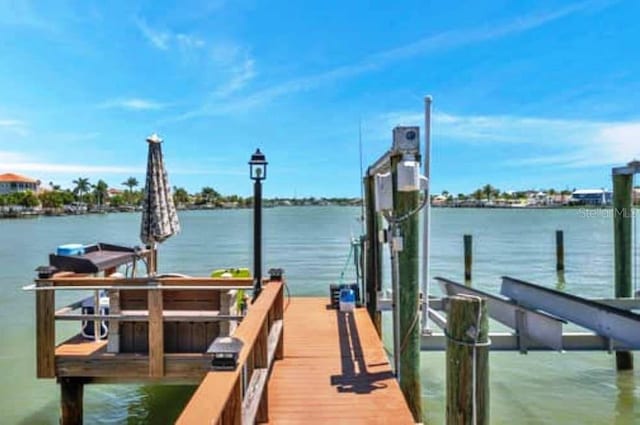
[
  {"x1": 0, "y1": 151, "x2": 143, "y2": 174},
  {"x1": 135, "y1": 17, "x2": 170, "y2": 50},
  {"x1": 0, "y1": 118, "x2": 29, "y2": 136},
  {"x1": 99, "y1": 98, "x2": 168, "y2": 111},
  {"x1": 213, "y1": 57, "x2": 256, "y2": 98},
  {"x1": 374, "y1": 110, "x2": 640, "y2": 168},
  {"x1": 178, "y1": 0, "x2": 607, "y2": 120},
  {"x1": 135, "y1": 17, "x2": 204, "y2": 51},
  {"x1": 176, "y1": 33, "x2": 205, "y2": 49}
]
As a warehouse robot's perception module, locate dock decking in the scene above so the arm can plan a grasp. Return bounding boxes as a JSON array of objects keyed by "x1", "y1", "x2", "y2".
[{"x1": 266, "y1": 297, "x2": 414, "y2": 424}]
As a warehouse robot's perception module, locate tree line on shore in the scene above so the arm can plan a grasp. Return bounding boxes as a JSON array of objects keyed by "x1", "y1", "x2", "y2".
[
  {"x1": 0, "y1": 176, "x2": 361, "y2": 210},
  {"x1": 2, "y1": 179, "x2": 637, "y2": 211},
  {"x1": 438, "y1": 184, "x2": 572, "y2": 202}
]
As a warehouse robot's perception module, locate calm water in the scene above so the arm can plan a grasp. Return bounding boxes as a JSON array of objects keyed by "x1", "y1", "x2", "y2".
[{"x1": 1, "y1": 207, "x2": 639, "y2": 424}]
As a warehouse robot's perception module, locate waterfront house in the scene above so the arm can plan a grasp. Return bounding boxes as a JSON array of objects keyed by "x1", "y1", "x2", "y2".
[
  {"x1": 0, "y1": 173, "x2": 40, "y2": 195},
  {"x1": 570, "y1": 189, "x2": 612, "y2": 206}
]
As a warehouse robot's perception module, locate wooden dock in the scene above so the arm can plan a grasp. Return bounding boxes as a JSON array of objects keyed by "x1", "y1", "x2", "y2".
[
  {"x1": 266, "y1": 297, "x2": 414, "y2": 424},
  {"x1": 29, "y1": 264, "x2": 415, "y2": 424},
  {"x1": 178, "y1": 294, "x2": 415, "y2": 424}
]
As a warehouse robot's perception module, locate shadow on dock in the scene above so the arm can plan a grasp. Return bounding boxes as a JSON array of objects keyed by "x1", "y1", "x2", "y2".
[{"x1": 330, "y1": 310, "x2": 394, "y2": 394}]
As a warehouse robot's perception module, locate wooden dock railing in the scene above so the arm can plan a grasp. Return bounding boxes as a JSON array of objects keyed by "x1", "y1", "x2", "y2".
[
  {"x1": 176, "y1": 280, "x2": 284, "y2": 425},
  {"x1": 29, "y1": 275, "x2": 254, "y2": 379}
]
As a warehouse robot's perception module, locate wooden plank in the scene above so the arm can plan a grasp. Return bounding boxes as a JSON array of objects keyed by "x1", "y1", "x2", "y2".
[
  {"x1": 121, "y1": 323, "x2": 134, "y2": 353},
  {"x1": 36, "y1": 281, "x2": 55, "y2": 378},
  {"x1": 242, "y1": 368, "x2": 268, "y2": 425},
  {"x1": 222, "y1": 378, "x2": 242, "y2": 425},
  {"x1": 177, "y1": 282, "x2": 283, "y2": 424},
  {"x1": 267, "y1": 320, "x2": 283, "y2": 366},
  {"x1": 265, "y1": 298, "x2": 414, "y2": 424},
  {"x1": 273, "y1": 284, "x2": 284, "y2": 360},
  {"x1": 56, "y1": 335, "x2": 107, "y2": 356},
  {"x1": 56, "y1": 352, "x2": 212, "y2": 378},
  {"x1": 148, "y1": 289, "x2": 164, "y2": 377},
  {"x1": 164, "y1": 322, "x2": 178, "y2": 352},
  {"x1": 163, "y1": 289, "x2": 220, "y2": 310},
  {"x1": 133, "y1": 323, "x2": 148, "y2": 352},
  {"x1": 56, "y1": 311, "x2": 242, "y2": 322},
  {"x1": 107, "y1": 290, "x2": 120, "y2": 353},
  {"x1": 220, "y1": 290, "x2": 236, "y2": 336},
  {"x1": 192, "y1": 322, "x2": 206, "y2": 352},
  {"x1": 39, "y1": 277, "x2": 253, "y2": 287},
  {"x1": 177, "y1": 322, "x2": 192, "y2": 352}
]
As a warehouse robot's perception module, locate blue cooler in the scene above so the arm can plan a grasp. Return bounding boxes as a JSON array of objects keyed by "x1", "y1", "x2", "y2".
[
  {"x1": 57, "y1": 244, "x2": 85, "y2": 256},
  {"x1": 339, "y1": 288, "x2": 356, "y2": 313}
]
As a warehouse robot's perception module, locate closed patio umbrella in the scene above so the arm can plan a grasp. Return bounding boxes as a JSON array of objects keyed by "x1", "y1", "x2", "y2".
[{"x1": 140, "y1": 133, "x2": 180, "y2": 274}]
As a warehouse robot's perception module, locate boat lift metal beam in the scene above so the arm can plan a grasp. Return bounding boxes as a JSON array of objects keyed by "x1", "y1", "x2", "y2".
[
  {"x1": 421, "y1": 332, "x2": 631, "y2": 352},
  {"x1": 435, "y1": 277, "x2": 565, "y2": 352},
  {"x1": 501, "y1": 276, "x2": 640, "y2": 349}
]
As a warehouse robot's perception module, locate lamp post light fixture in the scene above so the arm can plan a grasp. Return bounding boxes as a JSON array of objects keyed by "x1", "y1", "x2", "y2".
[{"x1": 249, "y1": 149, "x2": 268, "y2": 300}]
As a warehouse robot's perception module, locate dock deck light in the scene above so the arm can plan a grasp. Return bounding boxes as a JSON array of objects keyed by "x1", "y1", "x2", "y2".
[
  {"x1": 249, "y1": 149, "x2": 267, "y2": 300},
  {"x1": 36, "y1": 265, "x2": 58, "y2": 279},
  {"x1": 209, "y1": 336, "x2": 244, "y2": 370},
  {"x1": 249, "y1": 148, "x2": 268, "y2": 181}
]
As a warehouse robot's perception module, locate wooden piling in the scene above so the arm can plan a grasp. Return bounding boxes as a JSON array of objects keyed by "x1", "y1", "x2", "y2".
[
  {"x1": 148, "y1": 289, "x2": 164, "y2": 377},
  {"x1": 446, "y1": 295, "x2": 489, "y2": 425},
  {"x1": 60, "y1": 378, "x2": 84, "y2": 425},
  {"x1": 464, "y1": 234, "x2": 472, "y2": 283},
  {"x1": 364, "y1": 173, "x2": 382, "y2": 335},
  {"x1": 36, "y1": 281, "x2": 55, "y2": 378},
  {"x1": 391, "y1": 155, "x2": 422, "y2": 421},
  {"x1": 613, "y1": 172, "x2": 634, "y2": 370},
  {"x1": 556, "y1": 230, "x2": 565, "y2": 272}
]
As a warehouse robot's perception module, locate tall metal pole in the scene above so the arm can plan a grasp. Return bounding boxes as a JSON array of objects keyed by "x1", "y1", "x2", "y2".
[
  {"x1": 421, "y1": 95, "x2": 432, "y2": 333},
  {"x1": 253, "y1": 179, "x2": 263, "y2": 300},
  {"x1": 364, "y1": 173, "x2": 382, "y2": 335},
  {"x1": 613, "y1": 170, "x2": 633, "y2": 370}
]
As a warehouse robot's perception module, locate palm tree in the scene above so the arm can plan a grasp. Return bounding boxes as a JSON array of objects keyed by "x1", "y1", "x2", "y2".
[
  {"x1": 72, "y1": 177, "x2": 91, "y2": 204},
  {"x1": 122, "y1": 177, "x2": 139, "y2": 205},
  {"x1": 473, "y1": 189, "x2": 484, "y2": 201},
  {"x1": 173, "y1": 187, "x2": 190, "y2": 205},
  {"x1": 200, "y1": 187, "x2": 220, "y2": 204},
  {"x1": 122, "y1": 177, "x2": 139, "y2": 193},
  {"x1": 482, "y1": 184, "x2": 495, "y2": 201},
  {"x1": 93, "y1": 180, "x2": 109, "y2": 208}
]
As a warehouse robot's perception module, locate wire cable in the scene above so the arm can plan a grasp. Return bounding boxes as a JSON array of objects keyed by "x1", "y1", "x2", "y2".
[{"x1": 634, "y1": 179, "x2": 638, "y2": 295}]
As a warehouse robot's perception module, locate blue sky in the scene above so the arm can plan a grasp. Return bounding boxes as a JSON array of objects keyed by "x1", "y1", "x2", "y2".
[{"x1": 0, "y1": 0, "x2": 639, "y2": 197}]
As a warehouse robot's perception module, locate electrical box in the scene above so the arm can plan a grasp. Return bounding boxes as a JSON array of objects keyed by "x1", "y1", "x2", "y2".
[
  {"x1": 375, "y1": 172, "x2": 393, "y2": 211},
  {"x1": 392, "y1": 126, "x2": 420, "y2": 154},
  {"x1": 397, "y1": 160, "x2": 420, "y2": 192}
]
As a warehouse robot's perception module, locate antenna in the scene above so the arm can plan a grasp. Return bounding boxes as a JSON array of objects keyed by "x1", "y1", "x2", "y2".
[{"x1": 359, "y1": 119, "x2": 365, "y2": 234}]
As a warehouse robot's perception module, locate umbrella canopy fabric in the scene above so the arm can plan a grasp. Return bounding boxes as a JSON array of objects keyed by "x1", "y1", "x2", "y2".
[{"x1": 140, "y1": 133, "x2": 180, "y2": 245}]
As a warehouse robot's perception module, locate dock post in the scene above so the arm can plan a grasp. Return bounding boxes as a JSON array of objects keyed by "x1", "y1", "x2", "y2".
[
  {"x1": 446, "y1": 295, "x2": 489, "y2": 425},
  {"x1": 364, "y1": 173, "x2": 382, "y2": 335},
  {"x1": 36, "y1": 281, "x2": 55, "y2": 378},
  {"x1": 463, "y1": 234, "x2": 472, "y2": 284},
  {"x1": 556, "y1": 230, "x2": 565, "y2": 272},
  {"x1": 60, "y1": 378, "x2": 84, "y2": 425},
  {"x1": 391, "y1": 154, "x2": 422, "y2": 421},
  {"x1": 148, "y1": 288, "x2": 165, "y2": 377},
  {"x1": 613, "y1": 172, "x2": 634, "y2": 370}
]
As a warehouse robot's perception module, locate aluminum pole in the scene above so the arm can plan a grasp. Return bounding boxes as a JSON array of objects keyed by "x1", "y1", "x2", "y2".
[{"x1": 421, "y1": 95, "x2": 432, "y2": 333}]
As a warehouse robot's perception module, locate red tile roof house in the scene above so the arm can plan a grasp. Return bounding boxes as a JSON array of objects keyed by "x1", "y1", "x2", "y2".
[{"x1": 0, "y1": 173, "x2": 41, "y2": 195}]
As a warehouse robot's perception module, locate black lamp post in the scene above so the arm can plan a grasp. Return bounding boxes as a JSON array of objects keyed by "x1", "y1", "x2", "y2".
[{"x1": 249, "y1": 149, "x2": 267, "y2": 300}]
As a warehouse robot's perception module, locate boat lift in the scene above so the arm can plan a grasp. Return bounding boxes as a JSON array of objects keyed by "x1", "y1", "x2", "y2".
[{"x1": 420, "y1": 276, "x2": 640, "y2": 352}]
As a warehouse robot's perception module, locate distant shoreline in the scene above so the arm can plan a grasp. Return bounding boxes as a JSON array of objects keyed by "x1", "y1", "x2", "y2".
[{"x1": 2, "y1": 202, "x2": 637, "y2": 220}]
